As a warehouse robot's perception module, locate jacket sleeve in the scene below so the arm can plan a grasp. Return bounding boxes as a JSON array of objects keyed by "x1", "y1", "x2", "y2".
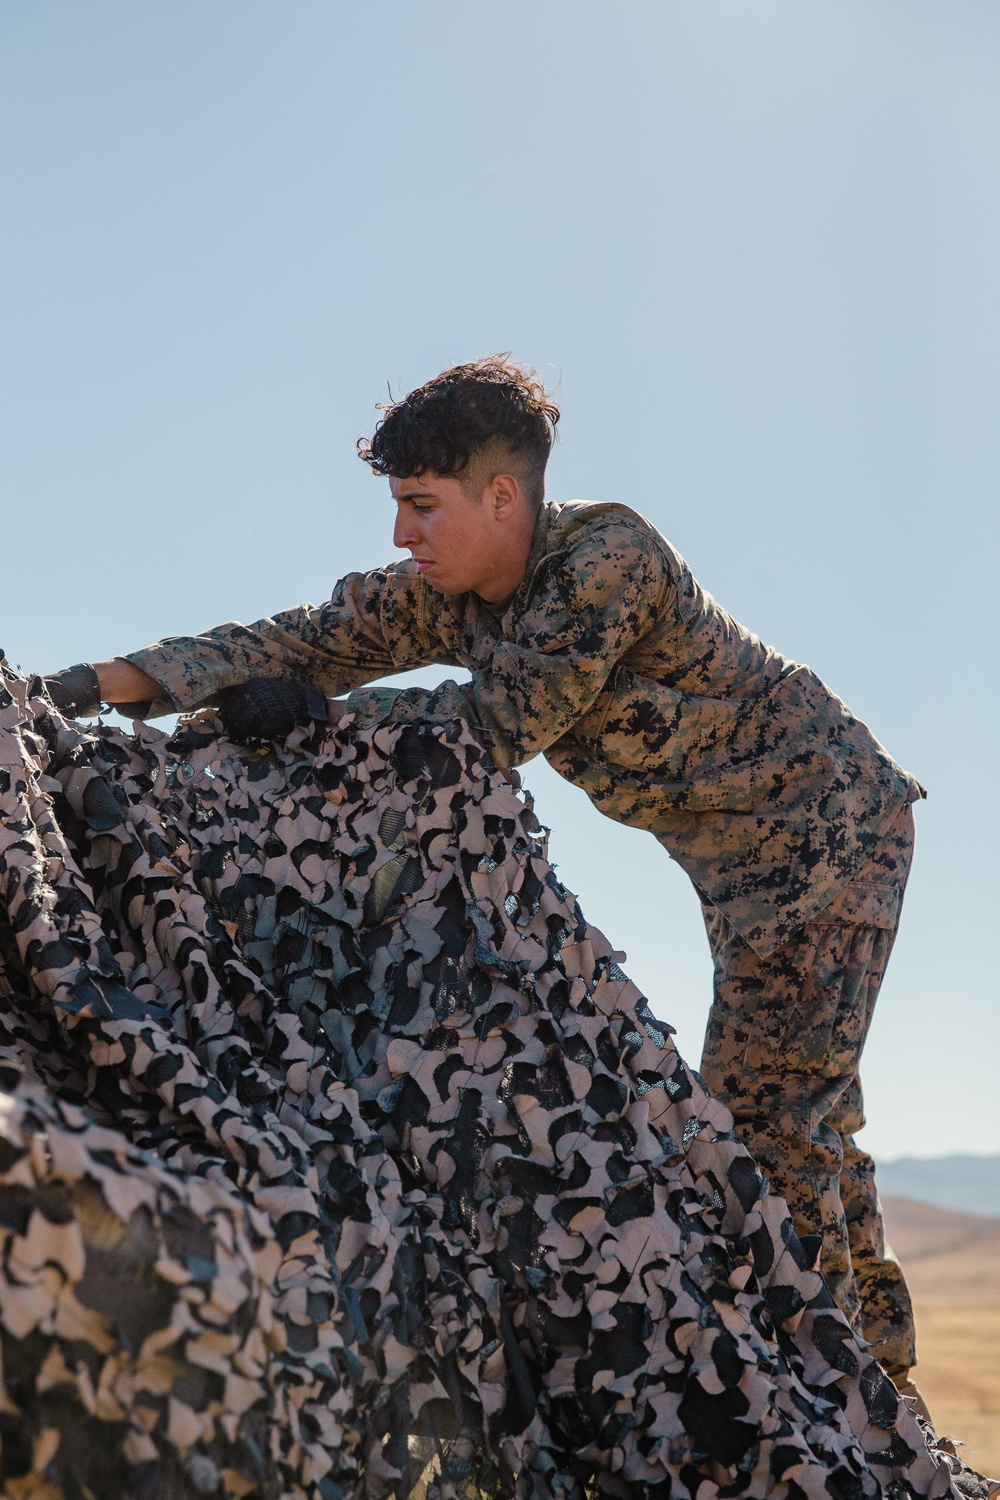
[
  {"x1": 124, "y1": 566, "x2": 456, "y2": 713},
  {"x1": 346, "y1": 523, "x2": 667, "y2": 769}
]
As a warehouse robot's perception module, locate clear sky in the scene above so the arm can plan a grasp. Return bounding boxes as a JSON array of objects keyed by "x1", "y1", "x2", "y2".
[{"x1": 2, "y1": 1, "x2": 997, "y2": 1158}]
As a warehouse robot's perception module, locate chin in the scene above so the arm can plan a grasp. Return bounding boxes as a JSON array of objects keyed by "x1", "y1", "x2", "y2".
[{"x1": 422, "y1": 572, "x2": 460, "y2": 595}]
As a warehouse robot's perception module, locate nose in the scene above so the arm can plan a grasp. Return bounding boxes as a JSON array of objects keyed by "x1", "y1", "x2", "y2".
[{"x1": 393, "y1": 504, "x2": 419, "y2": 550}]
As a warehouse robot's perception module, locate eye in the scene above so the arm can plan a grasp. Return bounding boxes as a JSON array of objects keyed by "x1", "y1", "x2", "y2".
[{"x1": 412, "y1": 503, "x2": 432, "y2": 514}]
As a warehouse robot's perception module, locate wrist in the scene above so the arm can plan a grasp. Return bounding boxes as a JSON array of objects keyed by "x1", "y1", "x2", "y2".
[{"x1": 93, "y1": 658, "x2": 166, "y2": 704}]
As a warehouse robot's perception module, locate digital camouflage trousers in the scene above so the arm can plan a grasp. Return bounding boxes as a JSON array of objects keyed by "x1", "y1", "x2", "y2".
[{"x1": 698, "y1": 799, "x2": 918, "y2": 1378}]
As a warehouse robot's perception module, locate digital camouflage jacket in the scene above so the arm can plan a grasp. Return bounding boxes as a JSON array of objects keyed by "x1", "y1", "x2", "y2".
[{"x1": 127, "y1": 500, "x2": 923, "y2": 955}]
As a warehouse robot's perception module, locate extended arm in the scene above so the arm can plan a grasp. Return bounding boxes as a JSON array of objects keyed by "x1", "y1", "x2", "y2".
[
  {"x1": 41, "y1": 566, "x2": 447, "y2": 722},
  {"x1": 116, "y1": 566, "x2": 454, "y2": 715},
  {"x1": 41, "y1": 659, "x2": 169, "y2": 719},
  {"x1": 96, "y1": 659, "x2": 168, "y2": 707}
]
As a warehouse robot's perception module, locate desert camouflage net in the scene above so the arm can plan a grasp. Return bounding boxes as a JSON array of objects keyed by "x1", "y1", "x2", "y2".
[{"x1": 0, "y1": 667, "x2": 961, "y2": 1500}]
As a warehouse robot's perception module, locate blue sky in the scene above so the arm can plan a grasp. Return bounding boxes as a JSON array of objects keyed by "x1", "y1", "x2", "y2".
[{"x1": 2, "y1": 1, "x2": 997, "y2": 1157}]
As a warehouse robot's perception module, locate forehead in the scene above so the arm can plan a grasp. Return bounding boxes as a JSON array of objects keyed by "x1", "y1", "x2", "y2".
[{"x1": 390, "y1": 472, "x2": 462, "y2": 500}]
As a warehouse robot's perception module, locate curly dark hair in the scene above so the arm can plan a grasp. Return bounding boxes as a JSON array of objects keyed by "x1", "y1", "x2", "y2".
[{"x1": 358, "y1": 356, "x2": 560, "y2": 506}]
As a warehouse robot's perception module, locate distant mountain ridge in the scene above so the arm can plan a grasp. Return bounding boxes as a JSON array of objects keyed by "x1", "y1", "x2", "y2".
[{"x1": 875, "y1": 1154, "x2": 1000, "y2": 1218}]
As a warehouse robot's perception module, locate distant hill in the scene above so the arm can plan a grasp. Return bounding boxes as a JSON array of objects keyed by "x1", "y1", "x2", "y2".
[
  {"x1": 880, "y1": 1195, "x2": 1000, "y2": 1475},
  {"x1": 881, "y1": 1195, "x2": 1000, "y2": 1261},
  {"x1": 875, "y1": 1154, "x2": 1000, "y2": 1218}
]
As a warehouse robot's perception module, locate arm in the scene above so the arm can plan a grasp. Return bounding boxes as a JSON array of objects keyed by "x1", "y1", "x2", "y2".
[
  {"x1": 95, "y1": 659, "x2": 170, "y2": 709},
  {"x1": 345, "y1": 523, "x2": 667, "y2": 769},
  {"x1": 120, "y1": 566, "x2": 453, "y2": 715},
  {"x1": 40, "y1": 659, "x2": 171, "y2": 719}
]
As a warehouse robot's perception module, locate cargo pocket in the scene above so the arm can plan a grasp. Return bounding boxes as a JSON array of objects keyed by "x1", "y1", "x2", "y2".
[
  {"x1": 813, "y1": 801, "x2": 914, "y2": 931},
  {"x1": 814, "y1": 876, "x2": 903, "y2": 931}
]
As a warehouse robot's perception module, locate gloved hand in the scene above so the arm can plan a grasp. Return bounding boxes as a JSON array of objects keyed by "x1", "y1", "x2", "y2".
[
  {"x1": 42, "y1": 663, "x2": 102, "y2": 718},
  {"x1": 216, "y1": 678, "x2": 328, "y2": 742},
  {"x1": 109, "y1": 699, "x2": 157, "y2": 719}
]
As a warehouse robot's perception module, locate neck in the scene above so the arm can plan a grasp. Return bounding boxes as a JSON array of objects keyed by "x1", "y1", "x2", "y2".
[{"x1": 476, "y1": 509, "x2": 539, "y2": 603}]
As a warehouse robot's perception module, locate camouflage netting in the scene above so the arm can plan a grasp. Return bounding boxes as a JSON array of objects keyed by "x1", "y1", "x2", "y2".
[{"x1": 0, "y1": 666, "x2": 963, "y2": 1500}]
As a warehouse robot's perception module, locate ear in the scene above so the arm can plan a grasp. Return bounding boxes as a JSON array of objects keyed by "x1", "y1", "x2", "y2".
[{"x1": 489, "y1": 472, "x2": 521, "y2": 518}]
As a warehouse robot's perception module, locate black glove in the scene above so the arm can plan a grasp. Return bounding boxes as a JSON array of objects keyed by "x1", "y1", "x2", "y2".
[
  {"x1": 109, "y1": 699, "x2": 156, "y2": 719},
  {"x1": 43, "y1": 663, "x2": 102, "y2": 717},
  {"x1": 216, "y1": 678, "x2": 328, "y2": 742}
]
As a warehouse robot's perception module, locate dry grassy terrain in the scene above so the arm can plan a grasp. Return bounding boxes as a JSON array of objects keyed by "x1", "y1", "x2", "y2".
[{"x1": 882, "y1": 1195, "x2": 1000, "y2": 1477}]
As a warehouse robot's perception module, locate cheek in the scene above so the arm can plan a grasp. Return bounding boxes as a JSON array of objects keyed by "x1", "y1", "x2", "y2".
[
  {"x1": 434, "y1": 516, "x2": 465, "y2": 557},
  {"x1": 462, "y1": 514, "x2": 493, "y2": 554}
]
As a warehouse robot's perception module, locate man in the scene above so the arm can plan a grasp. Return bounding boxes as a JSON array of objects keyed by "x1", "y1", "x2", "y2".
[{"x1": 47, "y1": 356, "x2": 925, "y2": 1399}]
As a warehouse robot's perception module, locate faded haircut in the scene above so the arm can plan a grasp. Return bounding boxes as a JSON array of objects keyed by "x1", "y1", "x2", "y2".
[{"x1": 358, "y1": 356, "x2": 560, "y2": 509}]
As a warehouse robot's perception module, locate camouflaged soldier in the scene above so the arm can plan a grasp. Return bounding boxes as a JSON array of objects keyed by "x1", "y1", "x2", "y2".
[{"x1": 47, "y1": 356, "x2": 927, "y2": 1401}]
